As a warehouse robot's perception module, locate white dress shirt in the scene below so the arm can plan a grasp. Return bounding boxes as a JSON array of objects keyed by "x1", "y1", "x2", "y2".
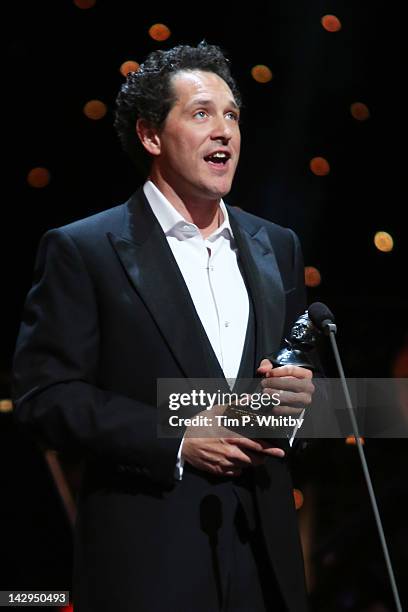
[
  {"x1": 143, "y1": 181, "x2": 249, "y2": 381},
  {"x1": 143, "y1": 181, "x2": 250, "y2": 479}
]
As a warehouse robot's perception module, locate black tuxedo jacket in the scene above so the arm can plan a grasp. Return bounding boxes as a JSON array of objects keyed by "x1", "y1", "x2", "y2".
[{"x1": 13, "y1": 188, "x2": 309, "y2": 612}]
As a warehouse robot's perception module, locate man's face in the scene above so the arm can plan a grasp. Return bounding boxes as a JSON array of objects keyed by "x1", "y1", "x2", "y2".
[{"x1": 150, "y1": 70, "x2": 241, "y2": 202}]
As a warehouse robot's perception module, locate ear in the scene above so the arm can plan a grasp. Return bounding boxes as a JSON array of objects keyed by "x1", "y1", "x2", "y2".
[{"x1": 136, "y1": 118, "x2": 161, "y2": 156}]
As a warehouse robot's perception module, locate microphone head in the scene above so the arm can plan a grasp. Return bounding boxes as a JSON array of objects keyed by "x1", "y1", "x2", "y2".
[{"x1": 308, "y1": 302, "x2": 335, "y2": 331}]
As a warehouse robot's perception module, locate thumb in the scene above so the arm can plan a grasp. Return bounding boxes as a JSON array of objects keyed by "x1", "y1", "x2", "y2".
[{"x1": 257, "y1": 358, "x2": 273, "y2": 375}]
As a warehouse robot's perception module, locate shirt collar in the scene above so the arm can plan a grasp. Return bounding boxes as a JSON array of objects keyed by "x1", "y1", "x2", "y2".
[{"x1": 143, "y1": 180, "x2": 234, "y2": 241}]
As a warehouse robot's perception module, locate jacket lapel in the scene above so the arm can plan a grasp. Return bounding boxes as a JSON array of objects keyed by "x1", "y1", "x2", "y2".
[
  {"x1": 228, "y1": 207, "x2": 285, "y2": 366},
  {"x1": 107, "y1": 190, "x2": 223, "y2": 380},
  {"x1": 106, "y1": 190, "x2": 285, "y2": 379}
]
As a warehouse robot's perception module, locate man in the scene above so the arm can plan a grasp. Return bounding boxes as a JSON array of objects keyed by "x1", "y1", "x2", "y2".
[{"x1": 13, "y1": 43, "x2": 315, "y2": 611}]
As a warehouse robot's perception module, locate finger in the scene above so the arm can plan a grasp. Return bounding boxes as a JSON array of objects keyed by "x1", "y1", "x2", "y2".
[
  {"x1": 256, "y1": 358, "x2": 273, "y2": 374},
  {"x1": 224, "y1": 445, "x2": 258, "y2": 466},
  {"x1": 259, "y1": 446, "x2": 286, "y2": 458},
  {"x1": 257, "y1": 438, "x2": 285, "y2": 456},
  {"x1": 227, "y1": 447, "x2": 267, "y2": 467},
  {"x1": 261, "y1": 377, "x2": 315, "y2": 394},
  {"x1": 267, "y1": 365, "x2": 313, "y2": 379},
  {"x1": 224, "y1": 452, "x2": 265, "y2": 469},
  {"x1": 223, "y1": 437, "x2": 268, "y2": 453},
  {"x1": 202, "y1": 449, "x2": 250, "y2": 471}
]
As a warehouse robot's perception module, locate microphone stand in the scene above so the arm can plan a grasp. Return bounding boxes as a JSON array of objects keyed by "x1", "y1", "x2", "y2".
[{"x1": 323, "y1": 320, "x2": 403, "y2": 612}]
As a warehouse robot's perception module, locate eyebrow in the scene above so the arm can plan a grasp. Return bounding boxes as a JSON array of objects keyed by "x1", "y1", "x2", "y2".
[{"x1": 186, "y1": 97, "x2": 240, "y2": 111}]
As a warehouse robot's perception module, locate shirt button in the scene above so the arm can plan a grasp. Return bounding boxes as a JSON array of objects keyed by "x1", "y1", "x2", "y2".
[{"x1": 224, "y1": 321, "x2": 230, "y2": 327}]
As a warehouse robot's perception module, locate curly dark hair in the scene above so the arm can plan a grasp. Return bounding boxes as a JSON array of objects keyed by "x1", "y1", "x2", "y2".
[{"x1": 114, "y1": 41, "x2": 242, "y2": 170}]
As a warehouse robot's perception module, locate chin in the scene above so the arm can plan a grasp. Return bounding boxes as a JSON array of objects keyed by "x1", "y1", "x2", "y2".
[
  {"x1": 203, "y1": 189, "x2": 230, "y2": 201},
  {"x1": 206, "y1": 180, "x2": 233, "y2": 199}
]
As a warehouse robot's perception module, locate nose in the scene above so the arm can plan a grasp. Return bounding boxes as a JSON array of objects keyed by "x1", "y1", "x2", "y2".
[{"x1": 210, "y1": 115, "x2": 233, "y2": 143}]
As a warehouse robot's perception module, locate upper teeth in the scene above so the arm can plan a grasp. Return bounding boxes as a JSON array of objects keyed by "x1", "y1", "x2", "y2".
[{"x1": 212, "y1": 152, "x2": 227, "y2": 158}]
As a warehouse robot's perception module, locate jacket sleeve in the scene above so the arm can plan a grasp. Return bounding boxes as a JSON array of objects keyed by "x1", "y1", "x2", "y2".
[{"x1": 12, "y1": 228, "x2": 181, "y2": 486}]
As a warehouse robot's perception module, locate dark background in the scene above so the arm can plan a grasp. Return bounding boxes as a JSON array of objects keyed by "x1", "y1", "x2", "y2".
[{"x1": 2, "y1": 1, "x2": 407, "y2": 610}]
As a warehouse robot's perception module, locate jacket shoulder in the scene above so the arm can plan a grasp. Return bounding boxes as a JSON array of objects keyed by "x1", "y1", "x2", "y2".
[
  {"x1": 56, "y1": 202, "x2": 127, "y2": 241},
  {"x1": 227, "y1": 204, "x2": 298, "y2": 243}
]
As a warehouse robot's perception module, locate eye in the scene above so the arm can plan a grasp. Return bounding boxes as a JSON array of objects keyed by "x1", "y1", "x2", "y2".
[
  {"x1": 193, "y1": 110, "x2": 208, "y2": 119},
  {"x1": 225, "y1": 111, "x2": 240, "y2": 122}
]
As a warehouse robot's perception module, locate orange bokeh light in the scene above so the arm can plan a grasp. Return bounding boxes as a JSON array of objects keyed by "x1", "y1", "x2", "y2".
[
  {"x1": 73, "y1": 0, "x2": 96, "y2": 8},
  {"x1": 251, "y1": 65, "x2": 273, "y2": 83},
  {"x1": 120, "y1": 61, "x2": 140, "y2": 77},
  {"x1": 374, "y1": 231, "x2": 393, "y2": 253},
  {"x1": 310, "y1": 157, "x2": 330, "y2": 176},
  {"x1": 27, "y1": 167, "x2": 50, "y2": 188},
  {"x1": 0, "y1": 399, "x2": 13, "y2": 413},
  {"x1": 392, "y1": 345, "x2": 408, "y2": 413},
  {"x1": 149, "y1": 23, "x2": 171, "y2": 42},
  {"x1": 350, "y1": 102, "x2": 370, "y2": 121},
  {"x1": 83, "y1": 100, "x2": 107, "y2": 120},
  {"x1": 304, "y1": 266, "x2": 321, "y2": 288},
  {"x1": 393, "y1": 344, "x2": 408, "y2": 378},
  {"x1": 321, "y1": 14, "x2": 342, "y2": 32},
  {"x1": 346, "y1": 436, "x2": 365, "y2": 445},
  {"x1": 293, "y1": 489, "x2": 304, "y2": 510}
]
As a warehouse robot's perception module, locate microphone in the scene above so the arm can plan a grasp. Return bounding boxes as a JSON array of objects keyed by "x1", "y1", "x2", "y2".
[
  {"x1": 308, "y1": 302, "x2": 403, "y2": 612},
  {"x1": 308, "y1": 301, "x2": 336, "y2": 335}
]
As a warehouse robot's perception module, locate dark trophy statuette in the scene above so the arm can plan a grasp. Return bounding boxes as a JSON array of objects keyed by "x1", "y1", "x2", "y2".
[
  {"x1": 223, "y1": 310, "x2": 320, "y2": 429},
  {"x1": 268, "y1": 310, "x2": 320, "y2": 372}
]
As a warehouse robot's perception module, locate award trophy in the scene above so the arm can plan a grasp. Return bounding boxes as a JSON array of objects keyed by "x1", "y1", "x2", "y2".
[
  {"x1": 224, "y1": 310, "x2": 320, "y2": 432},
  {"x1": 268, "y1": 310, "x2": 319, "y2": 372}
]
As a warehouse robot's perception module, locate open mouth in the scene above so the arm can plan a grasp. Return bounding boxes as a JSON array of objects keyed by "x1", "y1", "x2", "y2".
[{"x1": 204, "y1": 151, "x2": 231, "y2": 166}]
